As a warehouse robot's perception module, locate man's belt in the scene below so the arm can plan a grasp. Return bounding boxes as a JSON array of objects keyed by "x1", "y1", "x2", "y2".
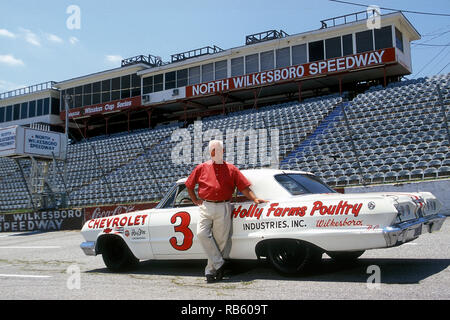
[{"x1": 203, "y1": 199, "x2": 231, "y2": 203}]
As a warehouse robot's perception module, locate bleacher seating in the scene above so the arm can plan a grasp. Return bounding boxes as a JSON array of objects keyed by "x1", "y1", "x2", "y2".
[{"x1": 0, "y1": 73, "x2": 449, "y2": 212}]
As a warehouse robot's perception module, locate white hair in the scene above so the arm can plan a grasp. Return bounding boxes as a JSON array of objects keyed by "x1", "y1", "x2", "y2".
[{"x1": 208, "y1": 140, "x2": 223, "y2": 153}]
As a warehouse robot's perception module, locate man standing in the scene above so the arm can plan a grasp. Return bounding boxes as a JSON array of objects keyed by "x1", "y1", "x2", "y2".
[{"x1": 185, "y1": 140, "x2": 267, "y2": 283}]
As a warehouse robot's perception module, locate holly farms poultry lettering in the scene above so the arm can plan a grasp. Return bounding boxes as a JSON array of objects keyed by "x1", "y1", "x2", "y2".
[{"x1": 232, "y1": 201, "x2": 363, "y2": 220}]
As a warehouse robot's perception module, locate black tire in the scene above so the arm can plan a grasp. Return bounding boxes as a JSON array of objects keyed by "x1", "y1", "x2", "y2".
[
  {"x1": 327, "y1": 250, "x2": 365, "y2": 262},
  {"x1": 267, "y1": 239, "x2": 322, "y2": 276},
  {"x1": 101, "y1": 237, "x2": 139, "y2": 272}
]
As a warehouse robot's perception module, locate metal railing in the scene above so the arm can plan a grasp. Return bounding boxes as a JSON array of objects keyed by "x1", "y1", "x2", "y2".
[
  {"x1": 121, "y1": 54, "x2": 167, "y2": 68},
  {"x1": 320, "y1": 10, "x2": 383, "y2": 29},
  {"x1": 245, "y1": 30, "x2": 289, "y2": 45},
  {"x1": 0, "y1": 81, "x2": 57, "y2": 100},
  {"x1": 170, "y1": 45, "x2": 224, "y2": 63}
]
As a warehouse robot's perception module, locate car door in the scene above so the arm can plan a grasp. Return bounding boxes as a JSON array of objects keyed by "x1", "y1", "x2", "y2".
[{"x1": 148, "y1": 183, "x2": 205, "y2": 259}]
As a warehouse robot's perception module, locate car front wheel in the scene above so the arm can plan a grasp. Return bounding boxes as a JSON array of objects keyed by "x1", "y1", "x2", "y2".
[
  {"x1": 267, "y1": 239, "x2": 322, "y2": 276},
  {"x1": 101, "y1": 236, "x2": 139, "y2": 272}
]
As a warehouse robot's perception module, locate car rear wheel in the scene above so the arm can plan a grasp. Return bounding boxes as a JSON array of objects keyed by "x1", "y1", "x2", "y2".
[
  {"x1": 327, "y1": 250, "x2": 365, "y2": 262},
  {"x1": 101, "y1": 237, "x2": 139, "y2": 272},
  {"x1": 267, "y1": 239, "x2": 322, "y2": 276}
]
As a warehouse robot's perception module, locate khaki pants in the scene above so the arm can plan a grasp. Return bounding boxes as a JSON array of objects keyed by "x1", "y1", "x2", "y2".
[{"x1": 197, "y1": 201, "x2": 232, "y2": 276}]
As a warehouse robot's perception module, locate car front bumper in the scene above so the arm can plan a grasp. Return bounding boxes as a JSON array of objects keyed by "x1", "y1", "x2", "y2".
[
  {"x1": 383, "y1": 214, "x2": 446, "y2": 247},
  {"x1": 80, "y1": 241, "x2": 96, "y2": 256}
]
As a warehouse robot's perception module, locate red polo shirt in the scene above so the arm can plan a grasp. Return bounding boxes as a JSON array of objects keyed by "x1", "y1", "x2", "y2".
[{"x1": 185, "y1": 160, "x2": 251, "y2": 201}]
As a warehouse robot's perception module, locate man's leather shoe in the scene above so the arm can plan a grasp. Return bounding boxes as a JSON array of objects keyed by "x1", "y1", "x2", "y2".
[
  {"x1": 205, "y1": 274, "x2": 215, "y2": 283},
  {"x1": 215, "y1": 264, "x2": 225, "y2": 281}
]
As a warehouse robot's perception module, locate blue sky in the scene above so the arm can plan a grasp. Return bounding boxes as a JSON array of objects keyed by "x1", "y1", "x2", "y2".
[{"x1": 0, "y1": 0, "x2": 449, "y2": 93}]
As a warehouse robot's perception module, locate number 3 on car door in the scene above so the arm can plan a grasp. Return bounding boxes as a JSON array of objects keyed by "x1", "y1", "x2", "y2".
[{"x1": 169, "y1": 211, "x2": 194, "y2": 251}]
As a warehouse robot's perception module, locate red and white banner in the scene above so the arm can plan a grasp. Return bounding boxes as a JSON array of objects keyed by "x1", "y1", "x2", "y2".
[
  {"x1": 60, "y1": 96, "x2": 141, "y2": 120},
  {"x1": 186, "y1": 47, "x2": 396, "y2": 98},
  {"x1": 83, "y1": 202, "x2": 157, "y2": 222}
]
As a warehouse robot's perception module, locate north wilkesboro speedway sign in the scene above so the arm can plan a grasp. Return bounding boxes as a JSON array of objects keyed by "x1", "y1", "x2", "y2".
[
  {"x1": 186, "y1": 48, "x2": 396, "y2": 98},
  {"x1": 0, "y1": 209, "x2": 84, "y2": 232}
]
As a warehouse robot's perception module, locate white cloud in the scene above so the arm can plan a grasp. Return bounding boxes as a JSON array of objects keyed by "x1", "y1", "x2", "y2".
[
  {"x1": 0, "y1": 29, "x2": 16, "y2": 38},
  {"x1": 19, "y1": 28, "x2": 41, "y2": 46},
  {"x1": 46, "y1": 33, "x2": 63, "y2": 44},
  {"x1": 0, "y1": 54, "x2": 25, "y2": 67},
  {"x1": 69, "y1": 36, "x2": 79, "y2": 45},
  {"x1": 0, "y1": 80, "x2": 25, "y2": 92},
  {"x1": 105, "y1": 55, "x2": 123, "y2": 65}
]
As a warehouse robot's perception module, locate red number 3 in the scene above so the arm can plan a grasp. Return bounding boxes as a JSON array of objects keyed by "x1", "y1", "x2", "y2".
[{"x1": 170, "y1": 211, "x2": 193, "y2": 251}]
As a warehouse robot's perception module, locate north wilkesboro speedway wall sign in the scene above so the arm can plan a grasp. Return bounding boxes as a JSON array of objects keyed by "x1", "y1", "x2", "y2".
[{"x1": 0, "y1": 209, "x2": 84, "y2": 232}]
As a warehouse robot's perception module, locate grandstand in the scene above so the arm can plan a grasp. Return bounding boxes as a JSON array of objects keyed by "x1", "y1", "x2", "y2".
[{"x1": 0, "y1": 11, "x2": 449, "y2": 216}]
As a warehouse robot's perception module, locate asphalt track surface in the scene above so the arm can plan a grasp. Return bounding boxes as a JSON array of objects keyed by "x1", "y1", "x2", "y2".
[{"x1": 0, "y1": 220, "x2": 448, "y2": 301}]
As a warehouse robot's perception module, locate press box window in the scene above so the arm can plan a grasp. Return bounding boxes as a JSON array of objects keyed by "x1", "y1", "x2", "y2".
[
  {"x1": 276, "y1": 47, "x2": 290, "y2": 68},
  {"x1": 342, "y1": 34, "x2": 353, "y2": 56},
  {"x1": 395, "y1": 27, "x2": 404, "y2": 52},
  {"x1": 165, "y1": 71, "x2": 176, "y2": 90},
  {"x1": 43, "y1": 98, "x2": 50, "y2": 115},
  {"x1": 215, "y1": 60, "x2": 227, "y2": 80},
  {"x1": 154, "y1": 74, "x2": 164, "y2": 92},
  {"x1": 5, "y1": 105, "x2": 12, "y2": 121},
  {"x1": 143, "y1": 76, "x2": 153, "y2": 94},
  {"x1": 13, "y1": 104, "x2": 20, "y2": 120},
  {"x1": 177, "y1": 69, "x2": 188, "y2": 87},
  {"x1": 92, "y1": 82, "x2": 101, "y2": 104},
  {"x1": 375, "y1": 26, "x2": 393, "y2": 50},
  {"x1": 66, "y1": 88, "x2": 74, "y2": 108},
  {"x1": 231, "y1": 57, "x2": 244, "y2": 76},
  {"x1": 51, "y1": 98, "x2": 60, "y2": 115},
  {"x1": 356, "y1": 30, "x2": 374, "y2": 53},
  {"x1": 325, "y1": 37, "x2": 342, "y2": 59},
  {"x1": 101, "y1": 80, "x2": 111, "y2": 103},
  {"x1": 188, "y1": 66, "x2": 201, "y2": 85},
  {"x1": 245, "y1": 54, "x2": 259, "y2": 74},
  {"x1": 37, "y1": 100, "x2": 43, "y2": 116},
  {"x1": 131, "y1": 73, "x2": 141, "y2": 97},
  {"x1": 0, "y1": 107, "x2": 4, "y2": 123},
  {"x1": 111, "y1": 77, "x2": 121, "y2": 100},
  {"x1": 120, "y1": 75, "x2": 131, "y2": 99},
  {"x1": 309, "y1": 40, "x2": 324, "y2": 62},
  {"x1": 75, "y1": 86, "x2": 83, "y2": 107},
  {"x1": 29, "y1": 101, "x2": 36, "y2": 118},
  {"x1": 83, "y1": 84, "x2": 92, "y2": 106},
  {"x1": 292, "y1": 44, "x2": 307, "y2": 65},
  {"x1": 260, "y1": 50, "x2": 274, "y2": 71},
  {"x1": 20, "y1": 102, "x2": 28, "y2": 119},
  {"x1": 202, "y1": 63, "x2": 214, "y2": 82}
]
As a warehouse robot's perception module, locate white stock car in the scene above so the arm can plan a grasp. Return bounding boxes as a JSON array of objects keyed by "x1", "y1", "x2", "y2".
[{"x1": 80, "y1": 169, "x2": 446, "y2": 275}]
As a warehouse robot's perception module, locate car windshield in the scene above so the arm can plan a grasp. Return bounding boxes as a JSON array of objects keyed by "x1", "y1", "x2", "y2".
[{"x1": 275, "y1": 173, "x2": 336, "y2": 195}]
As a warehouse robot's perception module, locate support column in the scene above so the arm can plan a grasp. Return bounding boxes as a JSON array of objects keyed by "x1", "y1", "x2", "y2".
[
  {"x1": 83, "y1": 119, "x2": 88, "y2": 138},
  {"x1": 146, "y1": 109, "x2": 152, "y2": 129},
  {"x1": 220, "y1": 94, "x2": 228, "y2": 115},
  {"x1": 253, "y1": 88, "x2": 260, "y2": 109},
  {"x1": 105, "y1": 116, "x2": 109, "y2": 135},
  {"x1": 127, "y1": 111, "x2": 131, "y2": 133},
  {"x1": 297, "y1": 81, "x2": 302, "y2": 102}
]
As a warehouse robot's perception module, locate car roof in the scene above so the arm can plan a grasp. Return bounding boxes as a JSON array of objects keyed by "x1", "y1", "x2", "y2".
[{"x1": 176, "y1": 168, "x2": 312, "y2": 184}]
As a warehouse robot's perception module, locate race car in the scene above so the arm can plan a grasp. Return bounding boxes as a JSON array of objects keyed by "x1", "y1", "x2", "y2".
[{"x1": 80, "y1": 169, "x2": 446, "y2": 275}]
